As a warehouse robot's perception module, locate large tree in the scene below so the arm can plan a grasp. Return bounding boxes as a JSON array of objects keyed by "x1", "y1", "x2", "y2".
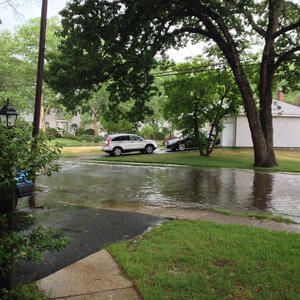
[
  {"x1": 163, "y1": 60, "x2": 242, "y2": 156},
  {"x1": 48, "y1": 0, "x2": 300, "y2": 167}
]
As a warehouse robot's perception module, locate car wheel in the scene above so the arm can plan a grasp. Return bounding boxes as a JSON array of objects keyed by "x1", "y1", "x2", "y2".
[
  {"x1": 178, "y1": 143, "x2": 186, "y2": 151},
  {"x1": 113, "y1": 147, "x2": 122, "y2": 156},
  {"x1": 178, "y1": 143, "x2": 185, "y2": 151},
  {"x1": 145, "y1": 144, "x2": 154, "y2": 154}
]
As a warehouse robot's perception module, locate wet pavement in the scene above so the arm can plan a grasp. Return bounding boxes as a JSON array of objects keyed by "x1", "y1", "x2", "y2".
[
  {"x1": 18, "y1": 159, "x2": 300, "y2": 222},
  {"x1": 15, "y1": 206, "x2": 166, "y2": 285}
]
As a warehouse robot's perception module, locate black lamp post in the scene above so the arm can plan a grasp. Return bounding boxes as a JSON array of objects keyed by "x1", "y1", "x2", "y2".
[{"x1": 0, "y1": 98, "x2": 19, "y2": 128}]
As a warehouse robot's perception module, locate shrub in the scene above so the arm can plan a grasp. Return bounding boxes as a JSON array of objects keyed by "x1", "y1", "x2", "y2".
[
  {"x1": 76, "y1": 127, "x2": 86, "y2": 136},
  {"x1": 62, "y1": 134, "x2": 82, "y2": 141},
  {"x1": 85, "y1": 129, "x2": 94, "y2": 135},
  {"x1": 141, "y1": 125, "x2": 154, "y2": 139},
  {"x1": 45, "y1": 128, "x2": 61, "y2": 138},
  {"x1": 1, "y1": 283, "x2": 49, "y2": 300},
  {"x1": 155, "y1": 131, "x2": 166, "y2": 140},
  {"x1": 0, "y1": 214, "x2": 70, "y2": 292},
  {"x1": 81, "y1": 134, "x2": 94, "y2": 142},
  {"x1": 94, "y1": 136, "x2": 104, "y2": 143}
]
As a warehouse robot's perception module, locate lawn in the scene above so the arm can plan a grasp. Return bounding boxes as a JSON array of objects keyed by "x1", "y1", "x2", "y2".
[
  {"x1": 48, "y1": 138, "x2": 102, "y2": 157},
  {"x1": 94, "y1": 148, "x2": 300, "y2": 173},
  {"x1": 60, "y1": 145, "x2": 102, "y2": 157},
  {"x1": 108, "y1": 220, "x2": 300, "y2": 300},
  {"x1": 50, "y1": 138, "x2": 101, "y2": 147},
  {"x1": 54, "y1": 137, "x2": 300, "y2": 173}
]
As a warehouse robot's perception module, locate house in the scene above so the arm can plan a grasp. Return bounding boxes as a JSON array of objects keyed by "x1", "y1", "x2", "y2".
[
  {"x1": 220, "y1": 88, "x2": 300, "y2": 149},
  {"x1": 22, "y1": 110, "x2": 94, "y2": 135}
]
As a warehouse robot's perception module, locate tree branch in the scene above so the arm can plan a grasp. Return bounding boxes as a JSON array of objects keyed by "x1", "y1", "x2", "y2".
[
  {"x1": 275, "y1": 46, "x2": 300, "y2": 69},
  {"x1": 170, "y1": 26, "x2": 212, "y2": 39},
  {"x1": 244, "y1": 12, "x2": 266, "y2": 37},
  {"x1": 274, "y1": 20, "x2": 300, "y2": 38},
  {"x1": 220, "y1": 0, "x2": 266, "y2": 37}
]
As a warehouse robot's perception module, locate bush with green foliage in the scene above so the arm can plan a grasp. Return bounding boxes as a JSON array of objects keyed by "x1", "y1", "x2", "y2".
[
  {"x1": 0, "y1": 123, "x2": 65, "y2": 292},
  {"x1": 0, "y1": 124, "x2": 61, "y2": 187},
  {"x1": 45, "y1": 128, "x2": 61, "y2": 138},
  {"x1": 102, "y1": 119, "x2": 135, "y2": 134},
  {"x1": 85, "y1": 129, "x2": 94, "y2": 135},
  {"x1": 81, "y1": 134, "x2": 94, "y2": 142},
  {"x1": 140, "y1": 125, "x2": 154, "y2": 139},
  {"x1": 75, "y1": 127, "x2": 85, "y2": 136},
  {"x1": 0, "y1": 214, "x2": 70, "y2": 292},
  {"x1": 62, "y1": 133, "x2": 82, "y2": 141},
  {"x1": 1, "y1": 283, "x2": 49, "y2": 300},
  {"x1": 94, "y1": 135, "x2": 104, "y2": 143}
]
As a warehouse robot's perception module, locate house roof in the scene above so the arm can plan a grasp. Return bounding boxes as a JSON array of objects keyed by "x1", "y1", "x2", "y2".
[
  {"x1": 237, "y1": 100, "x2": 300, "y2": 117},
  {"x1": 272, "y1": 100, "x2": 300, "y2": 116}
]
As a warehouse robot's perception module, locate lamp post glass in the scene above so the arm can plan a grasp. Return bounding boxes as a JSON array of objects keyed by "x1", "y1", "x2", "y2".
[{"x1": 0, "y1": 99, "x2": 19, "y2": 128}]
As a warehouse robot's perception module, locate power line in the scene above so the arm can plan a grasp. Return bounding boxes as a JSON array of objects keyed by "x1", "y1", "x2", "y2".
[{"x1": 152, "y1": 57, "x2": 300, "y2": 78}]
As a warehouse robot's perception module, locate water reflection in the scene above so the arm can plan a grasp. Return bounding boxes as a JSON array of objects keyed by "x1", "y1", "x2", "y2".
[
  {"x1": 250, "y1": 172, "x2": 273, "y2": 209},
  {"x1": 18, "y1": 161, "x2": 300, "y2": 222}
]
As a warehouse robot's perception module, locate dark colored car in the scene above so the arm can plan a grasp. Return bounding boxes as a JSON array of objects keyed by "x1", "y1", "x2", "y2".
[
  {"x1": 166, "y1": 135, "x2": 220, "y2": 151},
  {"x1": 163, "y1": 136, "x2": 177, "y2": 146},
  {"x1": 165, "y1": 137, "x2": 198, "y2": 151}
]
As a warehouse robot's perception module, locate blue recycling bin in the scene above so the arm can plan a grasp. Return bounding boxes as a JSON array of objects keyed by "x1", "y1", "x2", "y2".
[
  {"x1": 15, "y1": 171, "x2": 35, "y2": 198},
  {"x1": 0, "y1": 171, "x2": 35, "y2": 213}
]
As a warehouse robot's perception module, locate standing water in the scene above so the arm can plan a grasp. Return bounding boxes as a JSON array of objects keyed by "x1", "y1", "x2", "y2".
[{"x1": 19, "y1": 160, "x2": 300, "y2": 222}]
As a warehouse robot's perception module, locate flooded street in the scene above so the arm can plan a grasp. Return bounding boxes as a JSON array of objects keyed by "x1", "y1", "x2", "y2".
[{"x1": 19, "y1": 160, "x2": 300, "y2": 222}]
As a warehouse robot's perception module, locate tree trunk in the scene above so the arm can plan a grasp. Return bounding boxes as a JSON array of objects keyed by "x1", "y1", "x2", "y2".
[
  {"x1": 41, "y1": 102, "x2": 46, "y2": 133},
  {"x1": 199, "y1": 4, "x2": 279, "y2": 167},
  {"x1": 193, "y1": 107, "x2": 204, "y2": 156},
  {"x1": 256, "y1": 0, "x2": 281, "y2": 167},
  {"x1": 259, "y1": 58, "x2": 278, "y2": 167},
  {"x1": 93, "y1": 111, "x2": 99, "y2": 137},
  {"x1": 234, "y1": 73, "x2": 275, "y2": 167},
  {"x1": 221, "y1": 48, "x2": 277, "y2": 167}
]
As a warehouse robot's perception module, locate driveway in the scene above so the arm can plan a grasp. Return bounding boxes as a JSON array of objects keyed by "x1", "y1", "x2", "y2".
[{"x1": 15, "y1": 206, "x2": 167, "y2": 285}]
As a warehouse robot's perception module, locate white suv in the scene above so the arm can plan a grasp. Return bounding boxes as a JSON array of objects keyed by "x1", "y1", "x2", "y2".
[{"x1": 102, "y1": 134, "x2": 158, "y2": 156}]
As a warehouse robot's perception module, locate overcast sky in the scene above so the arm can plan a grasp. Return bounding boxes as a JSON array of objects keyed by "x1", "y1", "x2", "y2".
[
  {"x1": 0, "y1": 0, "x2": 68, "y2": 31},
  {"x1": 0, "y1": 0, "x2": 201, "y2": 62}
]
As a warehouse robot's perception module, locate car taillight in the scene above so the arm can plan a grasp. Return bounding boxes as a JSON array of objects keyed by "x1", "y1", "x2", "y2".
[{"x1": 106, "y1": 136, "x2": 111, "y2": 146}]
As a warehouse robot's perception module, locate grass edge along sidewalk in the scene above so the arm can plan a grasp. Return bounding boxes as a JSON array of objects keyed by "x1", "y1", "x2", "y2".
[{"x1": 107, "y1": 219, "x2": 300, "y2": 300}]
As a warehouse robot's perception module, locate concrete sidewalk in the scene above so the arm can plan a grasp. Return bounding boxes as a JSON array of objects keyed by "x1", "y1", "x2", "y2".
[
  {"x1": 37, "y1": 207, "x2": 300, "y2": 299},
  {"x1": 101, "y1": 206, "x2": 300, "y2": 234},
  {"x1": 37, "y1": 249, "x2": 141, "y2": 300}
]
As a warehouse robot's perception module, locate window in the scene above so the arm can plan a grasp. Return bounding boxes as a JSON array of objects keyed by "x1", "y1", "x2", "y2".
[
  {"x1": 130, "y1": 135, "x2": 142, "y2": 141},
  {"x1": 112, "y1": 135, "x2": 129, "y2": 141}
]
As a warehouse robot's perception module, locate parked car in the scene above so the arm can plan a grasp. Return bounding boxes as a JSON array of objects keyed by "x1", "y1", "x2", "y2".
[
  {"x1": 163, "y1": 135, "x2": 177, "y2": 146},
  {"x1": 166, "y1": 135, "x2": 220, "y2": 151},
  {"x1": 102, "y1": 134, "x2": 158, "y2": 156},
  {"x1": 165, "y1": 136, "x2": 198, "y2": 151}
]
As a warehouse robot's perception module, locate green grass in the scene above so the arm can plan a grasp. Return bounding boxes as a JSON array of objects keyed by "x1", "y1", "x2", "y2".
[
  {"x1": 214, "y1": 210, "x2": 295, "y2": 223},
  {"x1": 93, "y1": 148, "x2": 300, "y2": 173},
  {"x1": 108, "y1": 220, "x2": 300, "y2": 300},
  {"x1": 50, "y1": 138, "x2": 101, "y2": 147}
]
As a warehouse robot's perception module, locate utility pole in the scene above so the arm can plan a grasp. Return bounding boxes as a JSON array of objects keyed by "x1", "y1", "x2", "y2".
[
  {"x1": 32, "y1": 0, "x2": 48, "y2": 137},
  {"x1": 30, "y1": 0, "x2": 48, "y2": 209}
]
